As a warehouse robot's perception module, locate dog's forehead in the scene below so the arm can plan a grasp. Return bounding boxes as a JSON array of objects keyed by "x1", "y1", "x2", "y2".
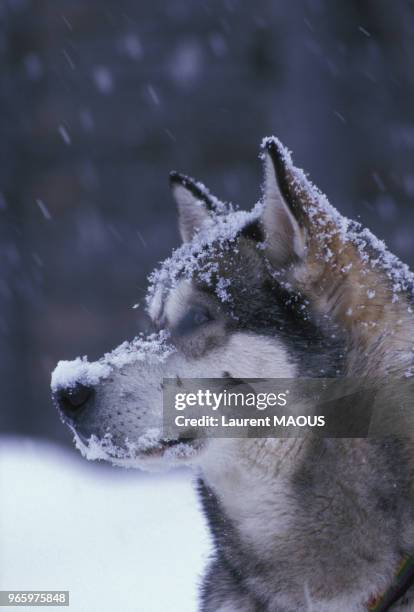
[
  {"x1": 146, "y1": 240, "x2": 241, "y2": 323},
  {"x1": 147, "y1": 239, "x2": 264, "y2": 323},
  {"x1": 146, "y1": 239, "x2": 226, "y2": 323},
  {"x1": 146, "y1": 203, "x2": 264, "y2": 321}
]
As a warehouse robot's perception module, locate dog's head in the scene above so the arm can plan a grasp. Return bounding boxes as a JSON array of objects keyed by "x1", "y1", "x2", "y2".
[{"x1": 52, "y1": 137, "x2": 412, "y2": 468}]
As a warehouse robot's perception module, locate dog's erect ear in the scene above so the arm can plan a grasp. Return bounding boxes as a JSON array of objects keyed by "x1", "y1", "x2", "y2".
[
  {"x1": 170, "y1": 172, "x2": 218, "y2": 242},
  {"x1": 261, "y1": 138, "x2": 306, "y2": 266}
]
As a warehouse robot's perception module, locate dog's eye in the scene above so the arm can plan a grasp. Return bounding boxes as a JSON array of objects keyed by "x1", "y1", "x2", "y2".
[{"x1": 174, "y1": 306, "x2": 213, "y2": 335}]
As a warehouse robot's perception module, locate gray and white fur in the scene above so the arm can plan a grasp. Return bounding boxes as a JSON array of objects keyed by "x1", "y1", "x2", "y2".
[{"x1": 52, "y1": 137, "x2": 414, "y2": 611}]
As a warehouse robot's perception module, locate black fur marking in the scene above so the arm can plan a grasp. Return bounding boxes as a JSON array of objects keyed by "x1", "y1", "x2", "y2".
[
  {"x1": 263, "y1": 139, "x2": 305, "y2": 225},
  {"x1": 169, "y1": 171, "x2": 218, "y2": 213},
  {"x1": 196, "y1": 250, "x2": 345, "y2": 378},
  {"x1": 197, "y1": 478, "x2": 265, "y2": 611},
  {"x1": 241, "y1": 220, "x2": 264, "y2": 242}
]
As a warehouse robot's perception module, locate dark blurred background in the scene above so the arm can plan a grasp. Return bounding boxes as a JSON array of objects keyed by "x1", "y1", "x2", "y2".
[{"x1": 1, "y1": 0, "x2": 414, "y2": 444}]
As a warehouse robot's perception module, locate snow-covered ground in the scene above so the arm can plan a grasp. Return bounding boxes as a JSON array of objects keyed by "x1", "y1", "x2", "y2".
[{"x1": 0, "y1": 437, "x2": 211, "y2": 611}]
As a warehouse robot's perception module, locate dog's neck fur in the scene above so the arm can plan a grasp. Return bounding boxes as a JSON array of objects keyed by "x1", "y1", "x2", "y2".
[
  {"x1": 199, "y1": 436, "x2": 414, "y2": 611},
  {"x1": 198, "y1": 260, "x2": 414, "y2": 611}
]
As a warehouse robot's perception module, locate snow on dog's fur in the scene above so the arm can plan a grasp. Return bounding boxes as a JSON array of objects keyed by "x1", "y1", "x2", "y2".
[{"x1": 52, "y1": 138, "x2": 414, "y2": 611}]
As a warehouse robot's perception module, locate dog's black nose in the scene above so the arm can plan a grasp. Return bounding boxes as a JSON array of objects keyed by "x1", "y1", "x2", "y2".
[{"x1": 56, "y1": 384, "x2": 93, "y2": 419}]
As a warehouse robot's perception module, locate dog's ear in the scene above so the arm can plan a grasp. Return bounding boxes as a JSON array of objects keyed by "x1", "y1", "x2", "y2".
[
  {"x1": 170, "y1": 172, "x2": 217, "y2": 242},
  {"x1": 260, "y1": 139, "x2": 306, "y2": 266}
]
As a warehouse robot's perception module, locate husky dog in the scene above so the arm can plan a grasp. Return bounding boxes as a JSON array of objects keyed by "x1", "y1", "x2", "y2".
[{"x1": 52, "y1": 138, "x2": 414, "y2": 611}]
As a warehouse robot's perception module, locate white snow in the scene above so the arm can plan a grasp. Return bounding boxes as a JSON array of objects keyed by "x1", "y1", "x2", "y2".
[
  {"x1": 51, "y1": 357, "x2": 111, "y2": 392},
  {"x1": 93, "y1": 67, "x2": 114, "y2": 94},
  {"x1": 79, "y1": 109, "x2": 95, "y2": 132},
  {"x1": 147, "y1": 84, "x2": 160, "y2": 106},
  {"x1": 58, "y1": 125, "x2": 71, "y2": 145},
  {"x1": 119, "y1": 34, "x2": 143, "y2": 60},
  {"x1": 24, "y1": 53, "x2": 43, "y2": 80},
  {"x1": 261, "y1": 136, "x2": 414, "y2": 299},
  {"x1": 35, "y1": 199, "x2": 52, "y2": 221},
  {"x1": 169, "y1": 41, "x2": 203, "y2": 85},
  {"x1": 209, "y1": 33, "x2": 227, "y2": 57},
  {"x1": 146, "y1": 201, "x2": 263, "y2": 310},
  {"x1": 71, "y1": 430, "x2": 200, "y2": 469},
  {"x1": 147, "y1": 136, "x2": 414, "y2": 321},
  {"x1": 0, "y1": 437, "x2": 211, "y2": 612},
  {"x1": 51, "y1": 331, "x2": 174, "y2": 392},
  {"x1": 62, "y1": 49, "x2": 75, "y2": 70},
  {"x1": 358, "y1": 25, "x2": 371, "y2": 37}
]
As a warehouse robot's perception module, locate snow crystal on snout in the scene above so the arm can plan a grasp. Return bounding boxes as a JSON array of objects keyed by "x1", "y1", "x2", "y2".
[
  {"x1": 72, "y1": 431, "x2": 159, "y2": 464},
  {"x1": 73, "y1": 430, "x2": 197, "y2": 471},
  {"x1": 51, "y1": 331, "x2": 174, "y2": 392},
  {"x1": 51, "y1": 358, "x2": 111, "y2": 392},
  {"x1": 146, "y1": 201, "x2": 264, "y2": 309},
  {"x1": 102, "y1": 330, "x2": 174, "y2": 369}
]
